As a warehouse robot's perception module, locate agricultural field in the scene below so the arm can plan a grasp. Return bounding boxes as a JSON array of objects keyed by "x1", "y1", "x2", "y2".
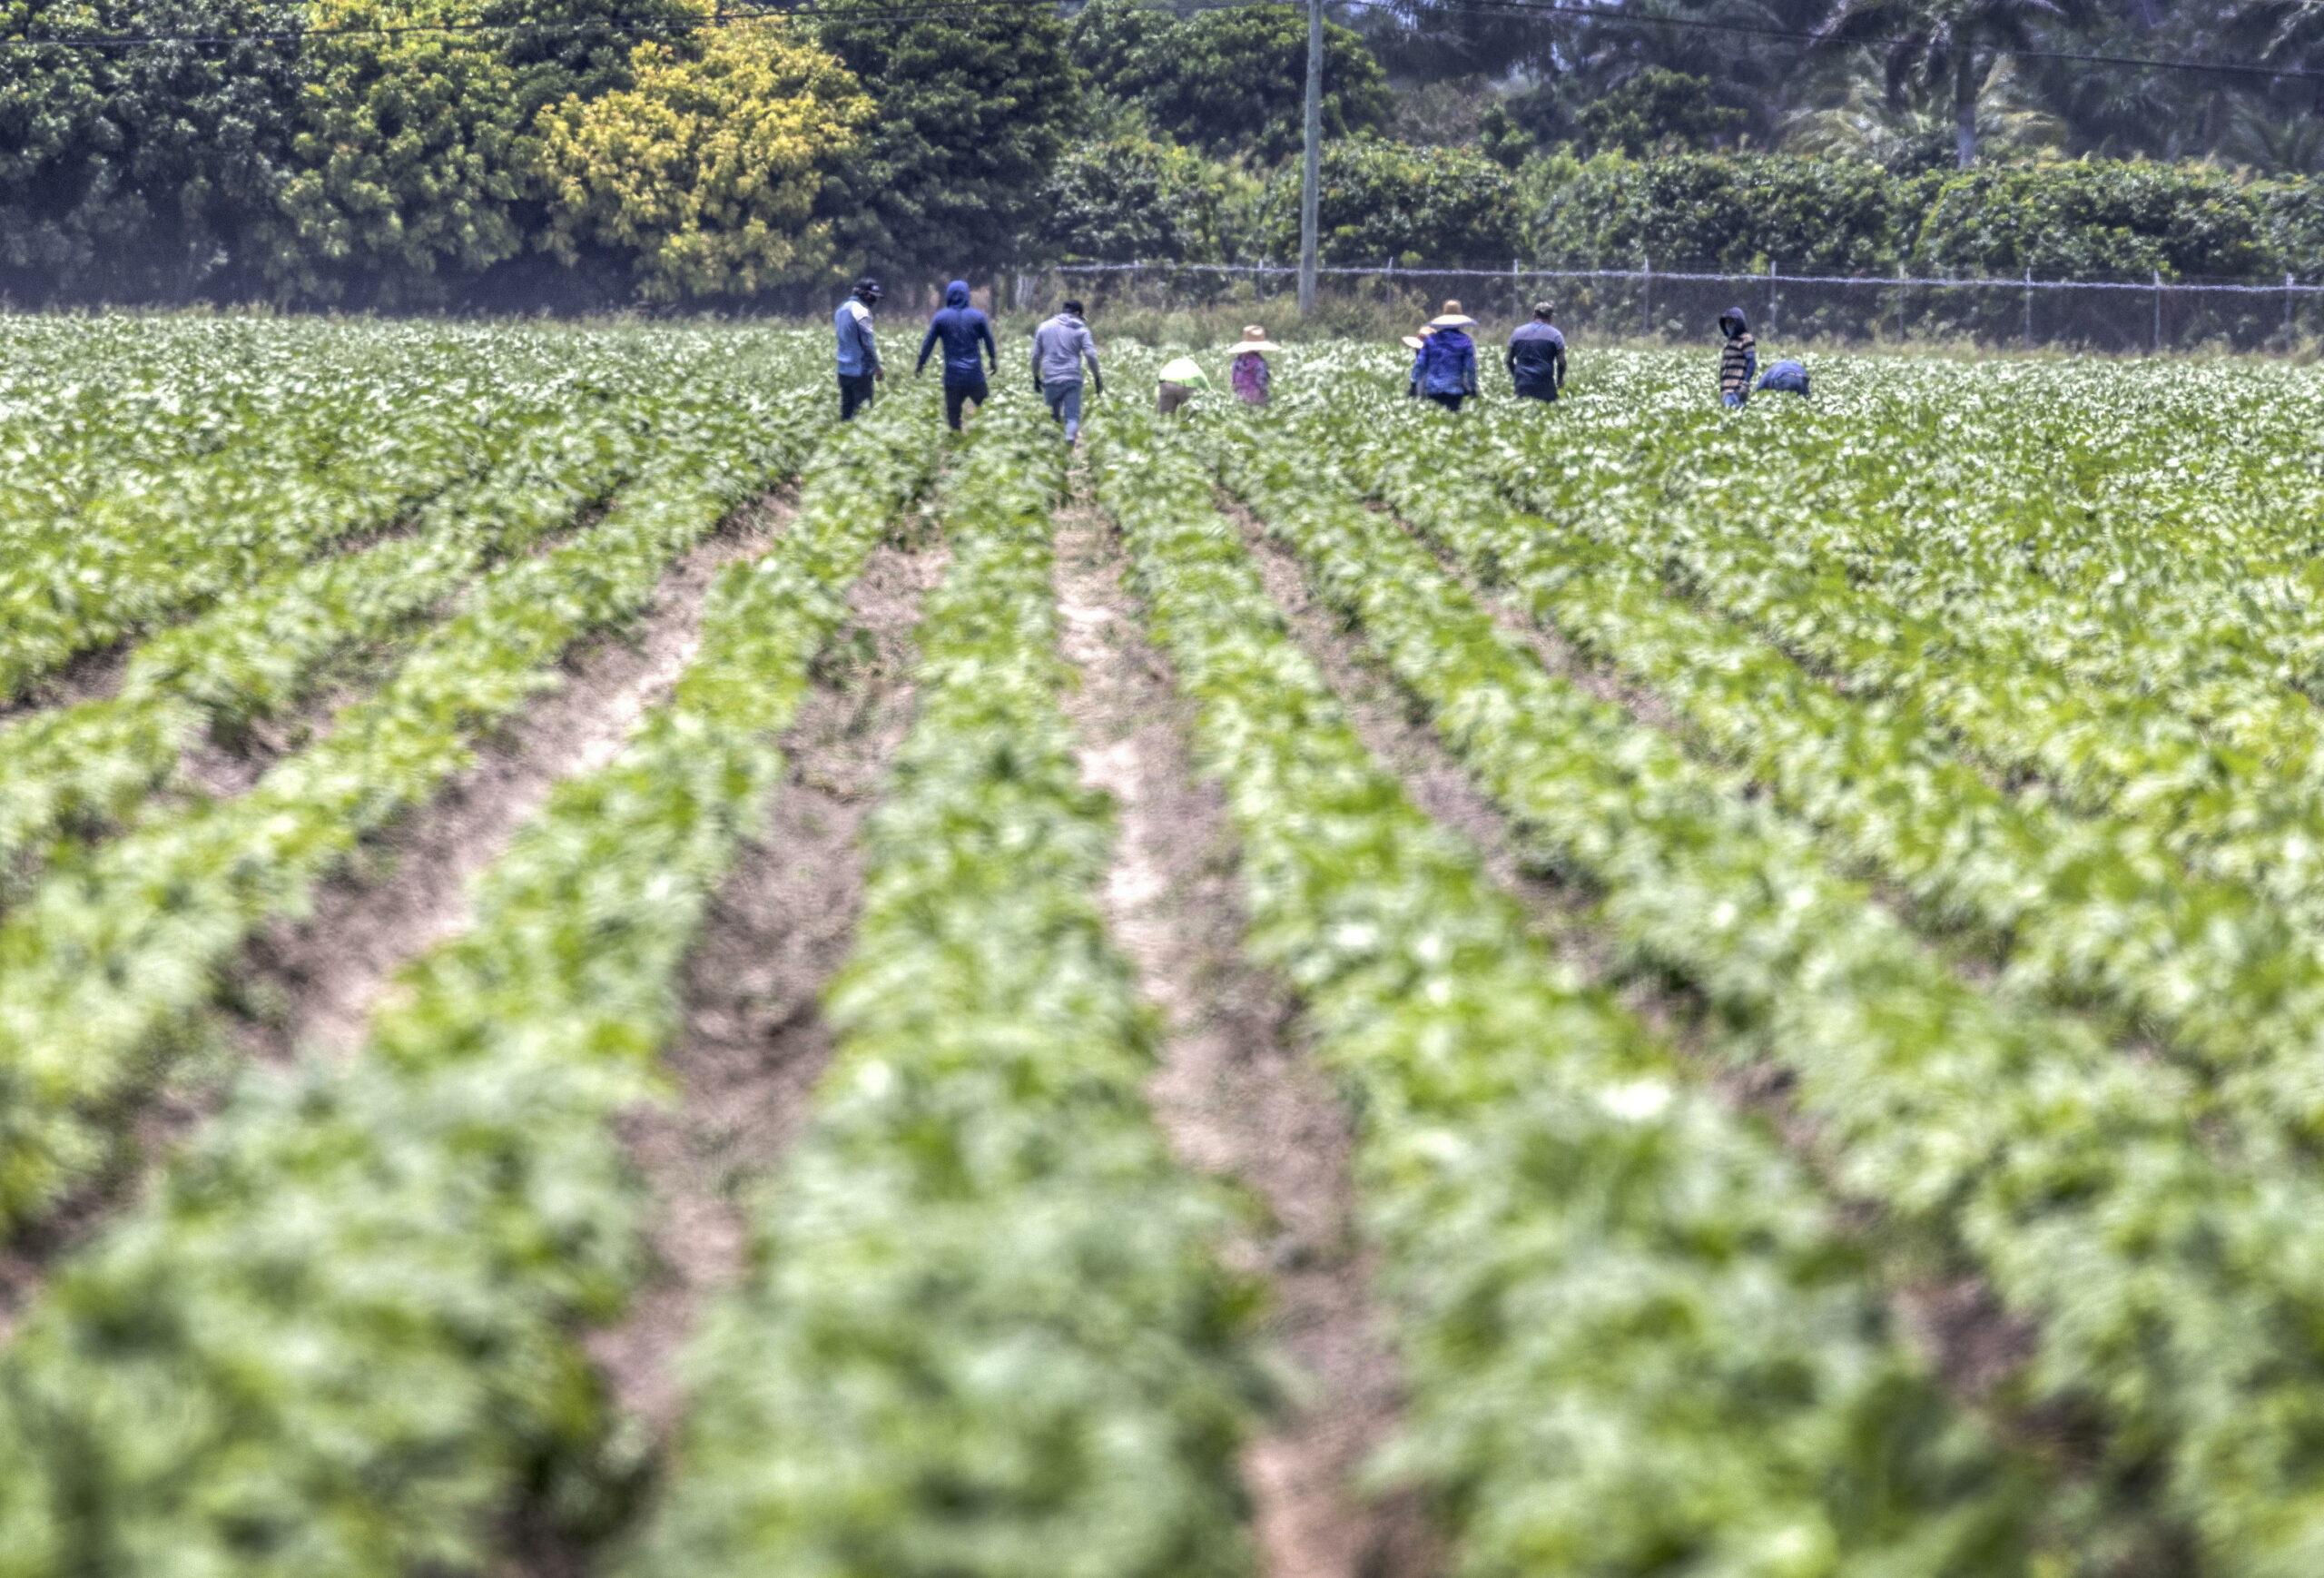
[{"x1": 4, "y1": 315, "x2": 2324, "y2": 1577}]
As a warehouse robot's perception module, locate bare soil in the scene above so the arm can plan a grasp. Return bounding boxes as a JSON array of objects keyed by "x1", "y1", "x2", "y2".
[
  {"x1": 1053, "y1": 498, "x2": 1435, "y2": 1578},
  {"x1": 233, "y1": 504, "x2": 792, "y2": 1067},
  {"x1": 586, "y1": 528, "x2": 946, "y2": 1440},
  {"x1": 0, "y1": 641, "x2": 134, "y2": 721}
]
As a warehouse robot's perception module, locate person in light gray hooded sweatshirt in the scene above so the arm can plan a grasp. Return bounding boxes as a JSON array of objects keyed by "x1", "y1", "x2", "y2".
[{"x1": 1030, "y1": 299, "x2": 1104, "y2": 443}]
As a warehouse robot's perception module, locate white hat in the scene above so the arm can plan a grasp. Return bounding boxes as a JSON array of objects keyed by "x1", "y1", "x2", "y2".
[
  {"x1": 1400, "y1": 334, "x2": 1427, "y2": 350},
  {"x1": 1235, "y1": 324, "x2": 1284, "y2": 353}
]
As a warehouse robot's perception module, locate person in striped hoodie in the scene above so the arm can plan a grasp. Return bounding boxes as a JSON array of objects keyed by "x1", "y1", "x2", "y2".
[{"x1": 1717, "y1": 307, "x2": 1757, "y2": 407}]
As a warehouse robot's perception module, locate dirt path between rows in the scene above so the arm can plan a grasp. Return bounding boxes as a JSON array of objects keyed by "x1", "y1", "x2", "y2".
[
  {"x1": 586, "y1": 526, "x2": 947, "y2": 1444},
  {"x1": 1051, "y1": 498, "x2": 1433, "y2": 1578},
  {"x1": 1230, "y1": 504, "x2": 2075, "y2": 1457},
  {"x1": 0, "y1": 501, "x2": 793, "y2": 1336},
  {"x1": 235, "y1": 498, "x2": 794, "y2": 1067}
]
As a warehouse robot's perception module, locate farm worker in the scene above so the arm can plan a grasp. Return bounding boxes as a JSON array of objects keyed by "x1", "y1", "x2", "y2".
[
  {"x1": 1758, "y1": 359, "x2": 1810, "y2": 397},
  {"x1": 834, "y1": 276, "x2": 883, "y2": 421},
  {"x1": 1414, "y1": 301, "x2": 1479, "y2": 412},
  {"x1": 1032, "y1": 298, "x2": 1104, "y2": 444},
  {"x1": 1157, "y1": 354, "x2": 1210, "y2": 417},
  {"x1": 1505, "y1": 301, "x2": 1568, "y2": 402},
  {"x1": 916, "y1": 280, "x2": 999, "y2": 432},
  {"x1": 1717, "y1": 307, "x2": 1758, "y2": 408},
  {"x1": 1402, "y1": 330, "x2": 1432, "y2": 398},
  {"x1": 1229, "y1": 325, "x2": 1282, "y2": 405}
]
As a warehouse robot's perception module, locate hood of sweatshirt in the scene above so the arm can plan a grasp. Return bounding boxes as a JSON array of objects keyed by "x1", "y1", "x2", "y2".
[
  {"x1": 1719, "y1": 307, "x2": 1750, "y2": 338},
  {"x1": 945, "y1": 280, "x2": 970, "y2": 308}
]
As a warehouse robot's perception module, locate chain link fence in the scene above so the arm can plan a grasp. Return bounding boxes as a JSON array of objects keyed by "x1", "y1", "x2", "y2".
[{"x1": 1010, "y1": 261, "x2": 2324, "y2": 353}]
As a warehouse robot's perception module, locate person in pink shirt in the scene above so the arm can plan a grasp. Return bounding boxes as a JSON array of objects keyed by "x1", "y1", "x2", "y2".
[{"x1": 1228, "y1": 324, "x2": 1281, "y2": 405}]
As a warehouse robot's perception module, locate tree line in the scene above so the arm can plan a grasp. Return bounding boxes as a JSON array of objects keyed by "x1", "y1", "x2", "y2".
[{"x1": 6, "y1": 0, "x2": 2324, "y2": 309}]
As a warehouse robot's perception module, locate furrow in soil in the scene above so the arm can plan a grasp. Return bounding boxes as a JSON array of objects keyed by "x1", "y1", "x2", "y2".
[
  {"x1": 1053, "y1": 498, "x2": 1431, "y2": 1578},
  {"x1": 585, "y1": 528, "x2": 950, "y2": 1445}
]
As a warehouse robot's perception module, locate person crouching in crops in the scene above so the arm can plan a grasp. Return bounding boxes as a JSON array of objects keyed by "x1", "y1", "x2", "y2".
[
  {"x1": 1157, "y1": 354, "x2": 1210, "y2": 416},
  {"x1": 1717, "y1": 307, "x2": 1757, "y2": 408},
  {"x1": 1229, "y1": 325, "x2": 1281, "y2": 405},
  {"x1": 1758, "y1": 358, "x2": 1810, "y2": 398},
  {"x1": 916, "y1": 280, "x2": 999, "y2": 432},
  {"x1": 1414, "y1": 302, "x2": 1479, "y2": 412}
]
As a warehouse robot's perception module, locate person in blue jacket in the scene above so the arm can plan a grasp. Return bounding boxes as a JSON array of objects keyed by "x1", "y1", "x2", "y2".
[
  {"x1": 1758, "y1": 358, "x2": 1810, "y2": 397},
  {"x1": 916, "y1": 280, "x2": 999, "y2": 431},
  {"x1": 833, "y1": 276, "x2": 883, "y2": 420},
  {"x1": 1414, "y1": 301, "x2": 1480, "y2": 411}
]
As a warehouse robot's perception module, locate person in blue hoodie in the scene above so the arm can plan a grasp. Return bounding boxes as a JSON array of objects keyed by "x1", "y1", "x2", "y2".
[
  {"x1": 1415, "y1": 301, "x2": 1480, "y2": 411},
  {"x1": 834, "y1": 276, "x2": 883, "y2": 420},
  {"x1": 916, "y1": 280, "x2": 999, "y2": 431}
]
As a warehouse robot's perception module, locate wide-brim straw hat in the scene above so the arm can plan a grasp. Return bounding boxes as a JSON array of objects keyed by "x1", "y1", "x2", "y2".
[
  {"x1": 1236, "y1": 325, "x2": 1285, "y2": 353},
  {"x1": 1427, "y1": 311, "x2": 1477, "y2": 329},
  {"x1": 1400, "y1": 334, "x2": 1427, "y2": 350}
]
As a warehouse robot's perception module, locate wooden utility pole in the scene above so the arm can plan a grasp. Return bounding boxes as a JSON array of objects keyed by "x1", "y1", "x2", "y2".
[{"x1": 1298, "y1": 0, "x2": 1322, "y2": 315}]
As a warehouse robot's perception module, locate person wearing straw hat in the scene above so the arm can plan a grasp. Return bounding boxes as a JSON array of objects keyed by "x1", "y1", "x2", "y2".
[
  {"x1": 1506, "y1": 301, "x2": 1568, "y2": 403},
  {"x1": 1402, "y1": 330, "x2": 1432, "y2": 398},
  {"x1": 1413, "y1": 301, "x2": 1479, "y2": 411},
  {"x1": 1228, "y1": 325, "x2": 1282, "y2": 406},
  {"x1": 1156, "y1": 353, "x2": 1210, "y2": 417}
]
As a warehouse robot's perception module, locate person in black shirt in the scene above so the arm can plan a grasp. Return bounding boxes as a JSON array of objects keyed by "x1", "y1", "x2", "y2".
[{"x1": 1505, "y1": 301, "x2": 1568, "y2": 402}]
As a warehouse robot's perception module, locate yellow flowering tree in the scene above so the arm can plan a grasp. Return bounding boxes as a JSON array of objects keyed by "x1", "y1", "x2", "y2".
[{"x1": 538, "y1": 17, "x2": 871, "y2": 301}]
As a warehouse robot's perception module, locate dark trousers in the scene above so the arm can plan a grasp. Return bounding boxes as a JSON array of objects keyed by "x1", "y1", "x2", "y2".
[
  {"x1": 943, "y1": 373, "x2": 989, "y2": 431},
  {"x1": 1426, "y1": 392, "x2": 1466, "y2": 413},
  {"x1": 1515, "y1": 384, "x2": 1558, "y2": 403},
  {"x1": 839, "y1": 370, "x2": 877, "y2": 421}
]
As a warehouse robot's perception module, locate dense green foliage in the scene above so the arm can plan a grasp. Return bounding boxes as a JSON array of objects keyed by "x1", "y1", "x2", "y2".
[
  {"x1": 1265, "y1": 138, "x2": 1527, "y2": 267},
  {"x1": 1070, "y1": 0, "x2": 1393, "y2": 162},
  {"x1": 811, "y1": 0, "x2": 1078, "y2": 277},
  {"x1": 10, "y1": 0, "x2": 2324, "y2": 301}
]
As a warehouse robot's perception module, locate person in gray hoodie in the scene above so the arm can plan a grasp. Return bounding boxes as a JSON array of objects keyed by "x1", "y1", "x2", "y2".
[{"x1": 1030, "y1": 300, "x2": 1104, "y2": 443}]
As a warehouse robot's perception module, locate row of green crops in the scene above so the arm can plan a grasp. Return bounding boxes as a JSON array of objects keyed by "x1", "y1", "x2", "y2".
[
  {"x1": 1216, "y1": 391, "x2": 2324, "y2": 1573},
  {"x1": 0, "y1": 330, "x2": 525, "y2": 703},
  {"x1": 632, "y1": 401, "x2": 1268, "y2": 1578},
  {"x1": 0, "y1": 350, "x2": 675, "y2": 894},
  {"x1": 1088, "y1": 407, "x2": 2063, "y2": 1576},
  {"x1": 0, "y1": 345, "x2": 826, "y2": 1234},
  {"x1": 0, "y1": 382, "x2": 942, "y2": 1576},
  {"x1": 1310, "y1": 392, "x2": 2324, "y2": 1166}
]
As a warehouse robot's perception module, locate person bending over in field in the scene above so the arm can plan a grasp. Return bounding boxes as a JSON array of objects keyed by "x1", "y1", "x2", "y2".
[
  {"x1": 1414, "y1": 301, "x2": 1479, "y2": 412},
  {"x1": 1032, "y1": 299, "x2": 1104, "y2": 444},
  {"x1": 1758, "y1": 358, "x2": 1810, "y2": 397},
  {"x1": 1506, "y1": 301, "x2": 1568, "y2": 402},
  {"x1": 1717, "y1": 307, "x2": 1757, "y2": 408},
  {"x1": 1157, "y1": 354, "x2": 1210, "y2": 417},
  {"x1": 916, "y1": 281, "x2": 998, "y2": 432},
  {"x1": 1402, "y1": 331, "x2": 1431, "y2": 397},
  {"x1": 834, "y1": 276, "x2": 883, "y2": 421}
]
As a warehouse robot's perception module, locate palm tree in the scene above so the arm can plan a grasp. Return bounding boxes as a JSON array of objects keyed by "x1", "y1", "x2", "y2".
[
  {"x1": 1813, "y1": 0, "x2": 2092, "y2": 167},
  {"x1": 1783, "y1": 56, "x2": 2065, "y2": 168}
]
